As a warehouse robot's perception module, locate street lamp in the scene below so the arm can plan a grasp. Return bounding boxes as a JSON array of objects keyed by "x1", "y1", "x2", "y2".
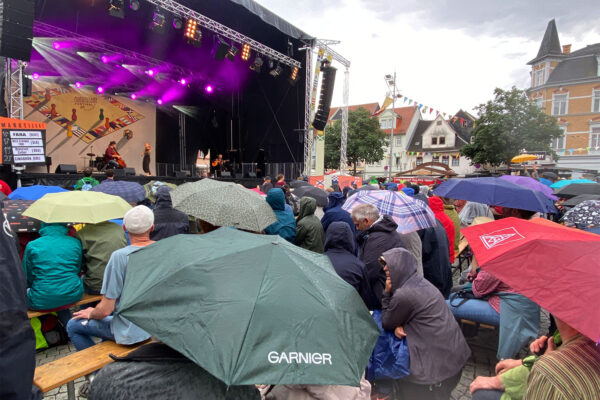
[{"x1": 384, "y1": 72, "x2": 397, "y2": 180}]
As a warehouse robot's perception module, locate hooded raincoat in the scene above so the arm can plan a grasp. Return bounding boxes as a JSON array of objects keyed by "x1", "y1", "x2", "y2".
[
  {"x1": 324, "y1": 222, "x2": 377, "y2": 309},
  {"x1": 428, "y1": 196, "x2": 456, "y2": 263},
  {"x1": 295, "y1": 197, "x2": 325, "y2": 253},
  {"x1": 150, "y1": 186, "x2": 190, "y2": 241},
  {"x1": 264, "y1": 188, "x2": 296, "y2": 243},
  {"x1": 23, "y1": 223, "x2": 83, "y2": 310},
  {"x1": 458, "y1": 201, "x2": 494, "y2": 227},
  {"x1": 417, "y1": 221, "x2": 452, "y2": 299},
  {"x1": 381, "y1": 248, "x2": 470, "y2": 385},
  {"x1": 321, "y1": 192, "x2": 355, "y2": 234}
]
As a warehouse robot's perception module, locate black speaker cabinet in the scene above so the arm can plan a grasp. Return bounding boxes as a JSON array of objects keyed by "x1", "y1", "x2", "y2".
[
  {"x1": 113, "y1": 168, "x2": 126, "y2": 177},
  {"x1": 175, "y1": 171, "x2": 187, "y2": 179},
  {"x1": 54, "y1": 164, "x2": 77, "y2": 174},
  {"x1": 123, "y1": 167, "x2": 135, "y2": 176},
  {"x1": 221, "y1": 171, "x2": 232, "y2": 178},
  {"x1": 312, "y1": 65, "x2": 337, "y2": 131},
  {"x1": 0, "y1": 0, "x2": 34, "y2": 61}
]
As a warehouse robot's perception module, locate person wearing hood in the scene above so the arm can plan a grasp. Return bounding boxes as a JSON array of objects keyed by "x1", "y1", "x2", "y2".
[
  {"x1": 321, "y1": 192, "x2": 355, "y2": 234},
  {"x1": 23, "y1": 223, "x2": 83, "y2": 321},
  {"x1": 264, "y1": 188, "x2": 296, "y2": 243},
  {"x1": 412, "y1": 184, "x2": 429, "y2": 204},
  {"x1": 441, "y1": 197, "x2": 461, "y2": 257},
  {"x1": 459, "y1": 201, "x2": 494, "y2": 228},
  {"x1": 380, "y1": 248, "x2": 470, "y2": 399},
  {"x1": 295, "y1": 197, "x2": 325, "y2": 253},
  {"x1": 324, "y1": 222, "x2": 377, "y2": 308},
  {"x1": 417, "y1": 220, "x2": 453, "y2": 299},
  {"x1": 428, "y1": 196, "x2": 456, "y2": 263},
  {"x1": 351, "y1": 204, "x2": 406, "y2": 309},
  {"x1": 150, "y1": 186, "x2": 189, "y2": 241}
]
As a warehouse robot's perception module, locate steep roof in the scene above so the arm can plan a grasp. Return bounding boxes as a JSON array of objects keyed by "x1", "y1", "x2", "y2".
[
  {"x1": 528, "y1": 19, "x2": 564, "y2": 65},
  {"x1": 546, "y1": 55, "x2": 600, "y2": 85},
  {"x1": 406, "y1": 120, "x2": 433, "y2": 152},
  {"x1": 407, "y1": 115, "x2": 472, "y2": 152},
  {"x1": 394, "y1": 107, "x2": 417, "y2": 133}
]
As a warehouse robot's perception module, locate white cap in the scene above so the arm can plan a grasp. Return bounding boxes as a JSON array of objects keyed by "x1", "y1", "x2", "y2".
[{"x1": 123, "y1": 205, "x2": 154, "y2": 234}]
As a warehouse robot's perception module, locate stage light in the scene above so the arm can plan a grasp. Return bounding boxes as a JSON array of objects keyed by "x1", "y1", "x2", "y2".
[
  {"x1": 178, "y1": 78, "x2": 188, "y2": 85},
  {"x1": 250, "y1": 56, "x2": 263, "y2": 73},
  {"x1": 204, "y1": 85, "x2": 213, "y2": 94},
  {"x1": 269, "y1": 63, "x2": 282, "y2": 77},
  {"x1": 173, "y1": 17, "x2": 183, "y2": 30},
  {"x1": 129, "y1": 0, "x2": 140, "y2": 11},
  {"x1": 225, "y1": 45, "x2": 239, "y2": 61},
  {"x1": 32, "y1": 73, "x2": 39, "y2": 80},
  {"x1": 185, "y1": 19, "x2": 202, "y2": 46},
  {"x1": 130, "y1": 93, "x2": 137, "y2": 100},
  {"x1": 109, "y1": 0, "x2": 125, "y2": 19},
  {"x1": 97, "y1": 86, "x2": 105, "y2": 94},
  {"x1": 101, "y1": 55, "x2": 109, "y2": 63},
  {"x1": 212, "y1": 37, "x2": 230, "y2": 60},
  {"x1": 53, "y1": 42, "x2": 61, "y2": 50},
  {"x1": 290, "y1": 66, "x2": 299, "y2": 81},
  {"x1": 241, "y1": 43, "x2": 251, "y2": 61},
  {"x1": 156, "y1": 99, "x2": 163, "y2": 105},
  {"x1": 151, "y1": 7, "x2": 167, "y2": 33},
  {"x1": 145, "y1": 69, "x2": 156, "y2": 77},
  {"x1": 75, "y1": 82, "x2": 82, "y2": 88}
]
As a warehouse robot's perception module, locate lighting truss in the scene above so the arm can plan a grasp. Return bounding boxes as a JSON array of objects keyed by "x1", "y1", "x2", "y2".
[
  {"x1": 144, "y1": 0, "x2": 301, "y2": 69},
  {"x1": 5, "y1": 59, "x2": 24, "y2": 119}
]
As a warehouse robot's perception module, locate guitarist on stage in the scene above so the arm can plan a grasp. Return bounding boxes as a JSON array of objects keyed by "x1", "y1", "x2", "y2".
[
  {"x1": 211, "y1": 154, "x2": 227, "y2": 177},
  {"x1": 104, "y1": 141, "x2": 126, "y2": 169}
]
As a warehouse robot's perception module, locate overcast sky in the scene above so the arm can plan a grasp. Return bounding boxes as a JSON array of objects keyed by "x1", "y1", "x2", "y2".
[{"x1": 255, "y1": 0, "x2": 599, "y2": 117}]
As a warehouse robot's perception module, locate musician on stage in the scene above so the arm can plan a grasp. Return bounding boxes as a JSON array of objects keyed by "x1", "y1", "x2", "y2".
[
  {"x1": 104, "y1": 141, "x2": 124, "y2": 169},
  {"x1": 212, "y1": 154, "x2": 226, "y2": 177}
]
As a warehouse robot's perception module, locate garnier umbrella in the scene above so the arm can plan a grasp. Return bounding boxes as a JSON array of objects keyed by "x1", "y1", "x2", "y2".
[
  {"x1": 118, "y1": 228, "x2": 379, "y2": 386},
  {"x1": 462, "y1": 217, "x2": 600, "y2": 343},
  {"x1": 170, "y1": 179, "x2": 276, "y2": 232},
  {"x1": 433, "y1": 177, "x2": 556, "y2": 213},
  {"x1": 23, "y1": 191, "x2": 131, "y2": 223},
  {"x1": 555, "y1": 183, "x2": 600, "y2": 199}
]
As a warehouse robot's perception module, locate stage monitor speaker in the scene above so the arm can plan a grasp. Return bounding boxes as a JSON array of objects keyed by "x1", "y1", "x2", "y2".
[
  {"x1": 221, "y1": 171, "x2": 232, "y2": 178},
  {"x1": 55, "y1": 164, "x2": 77, "y2": 174},
  {"x1": 312, "y1": 65, "x2": 337, "y2": 131},
  {"x1": 175, "y1": 171, "x2": 187, "y2": 179},
  {"x1": 123, "y1": 167, "x2": 135, "y2": 176},
  {"x1": 113, "y1": 169, "x2": 126, "y2": 177},
  {"x1": 0, "y1": 0, "x2": 34, "y2": 62},
  {"x1": 247, "y1": 172, "x2": 257, "y2": 178}
]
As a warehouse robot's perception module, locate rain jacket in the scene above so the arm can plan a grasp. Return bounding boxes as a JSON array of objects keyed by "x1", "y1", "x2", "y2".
[
  {"x1": 320, "y1": 192, "x2": 355, "y2": 234},
  {"x1": 398, "y1": 231, "x2": 423, "y2": 276},
  {"x1": 458, "y1": 201, "x2": 494, "y2": 227},
  {"x1": 295, "y1": 197, "x2": 324, "y2": 253},
  {"x1": 264, "y1": 189, "x2": 296, "y2": 243},
  {"x1": 417, "y1": 221, "x2": 452, "y2": 298},
  {"x1": 150, "y1": 186, "x2": 189, "y2": 241},
  {"x1": 428, "y1": 196, "x2": 456, "y2": 263},
  {"x1": 74, "y1": 176, "x2": 100, "y2": 191},
  {"x1": 324, "y1": 222, "x2": 377, "y2": 309},
  {"x1": 23, "y1": 223, "x2": 83, "y2": 310},
  {"x1": 357, "y1": 215, "x2": 405, "y2": 309},
  {"x1": 443, "y1": 203, "x2": 461, "y2": 256},
  {"x1": 380, "y1": 248, "x2": 470, "y2": 385}
]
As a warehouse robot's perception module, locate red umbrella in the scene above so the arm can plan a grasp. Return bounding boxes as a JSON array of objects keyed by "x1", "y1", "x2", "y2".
[{"x1": 462, "y1": 217, "x2": 600, "y2": 343}]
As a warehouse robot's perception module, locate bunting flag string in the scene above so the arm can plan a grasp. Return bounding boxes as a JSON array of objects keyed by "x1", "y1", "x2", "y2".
[{"x1": 392, "y1": 91, "x2": 475, "y2": 128}]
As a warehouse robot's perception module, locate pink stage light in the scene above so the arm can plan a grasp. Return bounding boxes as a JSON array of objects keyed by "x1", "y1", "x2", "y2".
[
  {"x1": 75, "y1": 82, "x2": 82, "y2": 88},
  {"x1": 204, "y1": 85, "x2": 213, "y2": 93},
  {"x1": 97, "y1": 86, "x2": 104, "y2": 94},
  {"x1": 32, "y1": 73, "x2": 40, "y2": 80},
  {"x1": 146, "y1": 69, "x2": 156, "y2": 77},
  {"x1": 179, "y1": 78, "x2": 187, "y2": 85},
  {"x1": 101, "y1": 55, "x2": 109, "y2": 63},
  {"x1": 53, "y1": 42, "x2": 61, "y2": 50},
  {"x1": 156, "y1": 99, "x2": 163, "y2": 105},
  {"x1": 130, "y1": 93, "x2": 137, "y2": 100}
]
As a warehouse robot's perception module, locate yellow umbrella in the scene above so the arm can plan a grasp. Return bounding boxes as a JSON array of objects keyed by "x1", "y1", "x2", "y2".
[{"x1": 511, "y1": 154, "x2": 538, "y2": 163}]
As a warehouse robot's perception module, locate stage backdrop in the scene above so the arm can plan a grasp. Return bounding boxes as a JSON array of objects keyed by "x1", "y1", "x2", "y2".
[{"x1": 23, "y1": 82, "x2": 156, "y2": 174}]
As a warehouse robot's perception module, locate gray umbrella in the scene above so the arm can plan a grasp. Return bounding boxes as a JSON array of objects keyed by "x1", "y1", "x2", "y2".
[
  {"x1": 292, "y1": 186, "x2": 328, "y2": 207},
  {"x1": 289, "y1": 180, "x2": 312, "y2": 189},
  {"x1": 563, "y1": 194, "x2": 600, "y2": 207},
  {"x1": 170, "y1": 179, "x2": 276, "y2": 232}
]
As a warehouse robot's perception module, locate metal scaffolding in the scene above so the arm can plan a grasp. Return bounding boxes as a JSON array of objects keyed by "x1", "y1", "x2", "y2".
[
  {"x1": 302, "y1": 47, "x2": 313, "y2": 176},
  {"x1": 5, "y1": 58, "x2": 24, "y2": 120}
]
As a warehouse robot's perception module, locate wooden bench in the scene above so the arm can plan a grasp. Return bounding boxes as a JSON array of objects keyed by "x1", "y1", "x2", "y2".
[
  {"x1": 27, "y1": 294, "x2": 103, "y2": 319},
  {"x1": 460, "y1": 318, "x2": 497, "y2": 331},
  {"x1": 34, "y1": 340, "x2": 147, "y2": 400}
]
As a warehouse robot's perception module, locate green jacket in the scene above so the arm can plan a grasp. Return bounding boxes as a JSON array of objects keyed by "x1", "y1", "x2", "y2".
[
  {"x1": 74, "y1": 176, "x2": 100, "y2": 191},
  {"x1": 443, "y1": 204, "x2": 461, "y2": 255},
  {"x1": 295, "y1": 197, "x2": 325, "y2": 253},
  {"x1": 76, "y1": 221, "x2": 127, "y2": 293},
  {"x1": 23, "y1": 224, "x2": 83, "y2": 310}
]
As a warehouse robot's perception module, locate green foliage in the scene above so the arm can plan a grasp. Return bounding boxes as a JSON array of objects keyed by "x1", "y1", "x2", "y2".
[
  {"x1": 461, "y1": 87, "x2": 563, "y2": 166},
  {"x1": 324, "y1": 108, "x2": 388, "y2": 174}
]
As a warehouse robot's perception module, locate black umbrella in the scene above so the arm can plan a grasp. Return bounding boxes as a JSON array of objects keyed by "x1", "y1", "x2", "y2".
[
  {"x1": 542, "y1": 171, "x2": 558, "y2": 180},
  {"x1": 292, "y1": 186, "x2": 328, "y2": 207},
  {"x1": 289, "y1": 180, "x2": 312, "y2": 189},
  {"x1": 555, "y1": 183, "x2": 600, "y2": 199},
  {"x1": 357, "y1": 185, "x2": 378, "y2": 191},
  {"x1": 1, "y1": 200, "x2": 41, "y2": 232},
  {"x1": 563, "y1": 194, "x2": 600, "y2": 207}
]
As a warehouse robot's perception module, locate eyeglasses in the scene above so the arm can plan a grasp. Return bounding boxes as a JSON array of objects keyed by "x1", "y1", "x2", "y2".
[{"x1": 378, "y1": 256, "x2": 386, "y2": 267}]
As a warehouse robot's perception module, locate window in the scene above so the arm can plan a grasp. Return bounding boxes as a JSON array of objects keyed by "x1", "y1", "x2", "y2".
[
  {"x1": 380, "y1": 119, "x2": 393, "y2": 129},
  {"x1": 431, "y1": 137, "x2": 438, "y2": 145},
  {"x1": 552, "y1": 94, "x2": 568, "y2": 115},
  {"x1": 534, "y1": 97, "x2": 543, "y2": 108},
  {"x1": 591, "y1": 126, "x2": 600, "y2": 149},
  {"x1": 395, "y1": 157, "x2": 401, "y2": 168},
  {"x1": 432, "y1": 155, "x2": 439, "y2": 163},
  {"x1": 534, "y1": 69, "x2": 545, "y2": 86},
  {"x1": 395, "y1": 137, "x2": 402, "y2": 147},
  {"x1": 593, "y1": 90, "x2": 600, "y2": 113},
  {"x1": 436, "y1": 120, "x2": 442, "y2": 126},
  {"x1": 416, "y1": 157, "x2": 423, "y2": 165},
  {"x1": 439, "y1": 136, "x2": 446, "y2": 145},
  {"x1": 551, "y1": 126, "x2": 566, "y2": 150},
  {"x1": 442, "y1": 155, "x2": 449, "y2": 165},
  {"x1": 452, "y1": 156, "x2": 460, "y2": 166}
]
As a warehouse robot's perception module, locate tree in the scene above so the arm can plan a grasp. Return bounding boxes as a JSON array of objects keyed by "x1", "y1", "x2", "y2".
[
  {"x1": 324, "y1": 108, "x2": 388, "y2": 174},
  {"x1": 461, "y1": 87, "x2": 563, "y2": 166}
]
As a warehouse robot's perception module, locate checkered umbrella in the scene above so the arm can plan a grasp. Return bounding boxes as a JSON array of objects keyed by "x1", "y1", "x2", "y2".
[
  {"x1": 91, "y1": 180, "x2": 146, "y2": 203},
  {"x1": 342, "y1": 190, "x2": 437, "y2": 234}
]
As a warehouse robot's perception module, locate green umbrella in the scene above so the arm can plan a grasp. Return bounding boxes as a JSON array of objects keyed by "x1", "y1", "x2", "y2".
[
  {"x1": 143, "y1": 180, "x2": 178, "y2": 203},
  {"x1": 22, "y1": 191, "x2": 132, "y2": 223},
  {"x1": 170, "y1": 178, "x2": 276, "y2": 232},
  {"x1": 118, "y1": 228, "x2": 378, "y2": 386}
]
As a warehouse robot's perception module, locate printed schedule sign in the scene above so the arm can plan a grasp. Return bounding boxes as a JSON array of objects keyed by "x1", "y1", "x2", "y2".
[{"x1": 0, "y1": 118, "x2": 47, "y2": 165}]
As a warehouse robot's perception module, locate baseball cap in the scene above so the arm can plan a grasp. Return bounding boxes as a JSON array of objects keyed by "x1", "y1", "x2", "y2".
[{"x1": 123, "y1": 205, "x2": 154, "y2": 234}]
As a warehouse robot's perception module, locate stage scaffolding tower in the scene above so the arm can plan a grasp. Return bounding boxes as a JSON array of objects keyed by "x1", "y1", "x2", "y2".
[{"x1": 5, "y1": 58, "x2": 24, "y2": 120}]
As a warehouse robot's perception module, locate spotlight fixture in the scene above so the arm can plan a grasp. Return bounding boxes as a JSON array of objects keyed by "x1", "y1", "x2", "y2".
[
  {"x1": 129, "y1": 0, "x2": 140, "y2": 11},
  {"x1": 156, "y1": 99, "x2": 163, "y2": 105},
  {"x1": 204, "y1": 85, "x2": 213, "y2": 94},
  {"x1": 145, "y1": 69, "x2": 156, "y2": 77},
  {"x1": 32, "y1": 72, "x2": 39, "y2": 80},
  {"x1": 75, "y1": 82, "x2": 82, "y2": 88},
  {"x1": 290, "y1": 66, "x2": 299, "y2": 82},
  {"x1": 185, "y1": 19, "x2": 201, "y2": 46},
  {"x1": 172, "y1": 17, "x2": 183, "y2": 30},
  {"x1": 101, "y1": 55, "x2": 109, "y2": 63},
  {"x1": 212, "y1": 37, "x2": 230, "y2": 60},
  {"x1": 130, "y1": 93, "x2": 137, "y2": 100},
  {"x1": 151, "y1": 7, "x2": 167, "y2": 33},
  {"x1": 250, "y1": 56, "x2": 263, "y2": 73},
  {"x1": 53, "y1": 42, "x2": 61, "y2": 50},
  {"x1": 178, "y1": 78, "x2": 188, "y2": 85},
  {"x1": 97, "y1": 86, "x2": 105, "y2": 94},
  {"x1": 109, "y1": 0, "x2": 125, "y2": 19},
  {"x1": 241, "y1": 43, "x2": 251, "y2": 61},
  {"x1": 269, "y1": 63, "x2": 282, "y2": 77},
  {"x1": 225, "y1": 45, "x2": 238, "y2": 61}
]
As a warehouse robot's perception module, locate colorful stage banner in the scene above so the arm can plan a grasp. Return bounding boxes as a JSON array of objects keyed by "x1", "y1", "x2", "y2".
[
  {"x1": 309, "y1": 175, "x2": 325, "y2": 189},
  {"x1": 338, "y1": 175, "x2": 362, "y2": 189}
]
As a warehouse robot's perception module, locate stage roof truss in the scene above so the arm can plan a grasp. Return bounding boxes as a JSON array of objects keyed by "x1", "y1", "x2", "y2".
[{"x1": 144, "y1": 0, "x2": 301, "y2": 69}]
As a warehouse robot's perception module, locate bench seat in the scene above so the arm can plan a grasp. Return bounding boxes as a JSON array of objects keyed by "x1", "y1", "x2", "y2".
[{"x1": 27, "y1": 294, "x2": 103, "y2": 319}]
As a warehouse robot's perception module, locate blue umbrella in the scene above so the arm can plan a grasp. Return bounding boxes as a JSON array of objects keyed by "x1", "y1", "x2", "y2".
[
  {"x1": 550, "y1": 179, "x2": 596, "y2": 189},
  {"x1": 433, "y1": 177, "x2": 556, "y2": 214},
  {"x1": 8, "y1": 185, "x2": 68, "y2": 200},
  {"x1": 91, "y1": 180, "x2": 146, "y2": 203},
  {"x1": 539, "y1": 178, "x2": 553, "y2": 187}
]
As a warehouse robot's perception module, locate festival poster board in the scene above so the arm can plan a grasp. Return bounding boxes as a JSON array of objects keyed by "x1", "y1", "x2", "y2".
[{"x1": 0, "y1": 118, "x2": 46, "y2": 165}]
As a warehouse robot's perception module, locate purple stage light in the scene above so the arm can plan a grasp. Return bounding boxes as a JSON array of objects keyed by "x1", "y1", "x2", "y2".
[
  {"x1": 53, "y1": 42, "x2": 61, "y2": 50},
  {"x1": 156, "y1": 99, "x2": 163, "y2": 105},
  {"x1": 179, "y1": 78, "x2": 187, "y2": 85},
  {"x1": 101, "y1": 55, "x2": 109, "y2": 63},
  {"x1": 205, "y1": 85, "x2": 213, "y2": 93},
  {"x1": 130, "y1": 93, "x2": 137, "y2": 100},
  {"x1": 75, "y1": 82, "x2": 82, "y2": 88},
  {"x1": 146, "y1": 69, "x2": 156, "y2": 77},
  {"x1": 32, "y1": 73, "x2": 40, "y2": 80},
  {"x1": 97, "y1": 86, "x2": 104, "y2": 94}
]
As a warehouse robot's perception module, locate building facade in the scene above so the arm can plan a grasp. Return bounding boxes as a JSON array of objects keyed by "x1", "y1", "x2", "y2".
[{"x1": 527, "y1": 19, "x2": 600, "y2": 171}]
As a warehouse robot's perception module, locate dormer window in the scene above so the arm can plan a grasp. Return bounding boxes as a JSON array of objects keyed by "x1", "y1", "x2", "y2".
[
  {"x1": 439, "y1": 137, "x2": 445, "y2": 145},
  {"x1": 431, "y1": 137, "x2": 438, "y2": 145},
  {"x1": 534, "y1": 68, "x2": 545, "y2": 87}
]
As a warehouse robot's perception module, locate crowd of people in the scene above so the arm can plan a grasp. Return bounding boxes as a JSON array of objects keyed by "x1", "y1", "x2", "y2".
[{"x1": 4, "y1": 171, "x2": 600, "y2": 400}]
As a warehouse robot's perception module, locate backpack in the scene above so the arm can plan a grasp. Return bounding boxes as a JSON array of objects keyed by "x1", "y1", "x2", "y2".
[{"x1": 81, "y1": 179, "x2": 93, "y2": 191}]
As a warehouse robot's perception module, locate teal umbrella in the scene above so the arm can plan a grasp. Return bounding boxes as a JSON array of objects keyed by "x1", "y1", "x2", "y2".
[
  {"x1": 550, "y1": 179, "x2": 596, "y2": 189},
  {"x1": 118, "y1": 228, "x2": 378, "y2": 386}
]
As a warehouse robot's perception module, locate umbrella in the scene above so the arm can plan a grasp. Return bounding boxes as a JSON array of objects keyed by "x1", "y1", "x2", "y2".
[
  {"x1": 433, "y1": 177, "x2": 556, "y2": 214},
  {"x1": 538, "y1": 178, "x2": 553, "y2": 187},
  {"x1": 248, "y1": 187, "x2": 266, "y2": 196},
  {"x1": 8, "y1": 185, "x2": 68, "y2": 200},
  {"x1": 91, "y1": 180, "x2": 146, "y2": 203},
  {"x1": 143, "y1": 180, "x2": 178, "y2": 203},
  {"x1": 292, "y1": 186, "x2": 328, "y2": 207},
  {"x1": 541, "y1": 172, "x2": 558, "y2": 181},
  {"x1": 118, "y1": 228, "x2": 379, "y2": 386},
  {"x1": 170, "y1": 178, "x2": 276, "y2": 232},
  {"x1": 23, "y1": 191, "x2": 132, "y2": 223},
  {"x1": 289, "y1": 180, "x2": 312, "y2": 189},
  {"x1": 342, "y1": 190, "x2": 437, "y2": 234},
  {"x1": 357, "y1": 185, "x2": 378, "y2": 191},
  {"x1": 563, "y1": 194, "x2": 600, "y2": 207},
  {"x1": 554, "y1": 183, "x2": 600, "y2": 199},
  {"x1": 550, "y1": 179, "x2": 597, "y2": 189},
  {"x1": 1, "y1": 200, "x2": 40, "y2": 232},
  {"x1": 498, "y1": 175, "x2": 557, "y2": 200},
  {"x1": 562, "y1": 200, "x2": 600, "y2": 227},
  {"x1": 462, "y1": 217, "x2": 600, "y2": 343},
  {"x1": 510, "y1": 154, "x2": 538, "y2": 163}
]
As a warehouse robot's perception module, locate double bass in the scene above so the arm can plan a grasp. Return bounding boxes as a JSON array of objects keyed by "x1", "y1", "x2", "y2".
[{"x1": 114, "y1": 149, "x2": 127, "y2": 168}]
